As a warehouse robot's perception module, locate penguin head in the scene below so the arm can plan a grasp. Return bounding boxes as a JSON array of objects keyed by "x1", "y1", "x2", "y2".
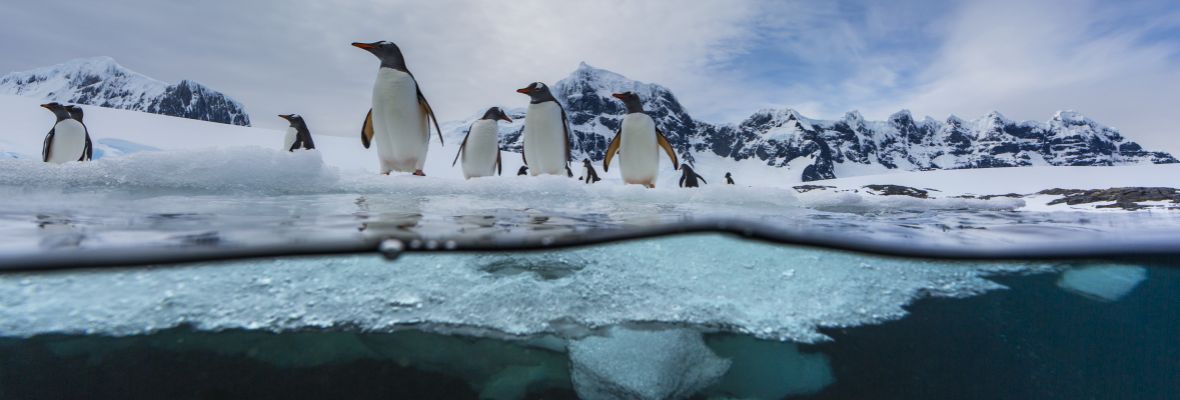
[
  {"x1": 351, "y1": 41, "x2": 407, "y2": 70},
  {"x1": 582, "y1": 158, "x2": 592, "y2": 166},
  {"x1": 39, "y1": 102, "x2": 70, "y2": 120},
  {"x1": 611, "y1": 91, "x2": 644, "y2": 113},
  {"x1": 516, "y1": 82, "x2": 557, "y2": 104},
  {"x1": 278, "y1": 114, "x2": 305, "y2": 126},
  {"x1": 65, "y1": 105, "x2": 84, "y2": 121},
  {"x1": 480, "y1": 107, "x2": 513, "y2": 123},
  {"x1": 725, "y1": 172, "x2": 732, "y2": 178},
  {"x1": 680, "y1": 163, "x2": 693, "y2": 172}
]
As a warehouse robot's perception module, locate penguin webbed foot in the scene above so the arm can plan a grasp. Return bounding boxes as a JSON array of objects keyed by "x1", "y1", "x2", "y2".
[{"x1": 413, "y1": 170, "x2": 426, "y2": 177}]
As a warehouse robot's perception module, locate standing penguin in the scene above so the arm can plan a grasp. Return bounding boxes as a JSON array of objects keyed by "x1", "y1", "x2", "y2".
[
  {"x1": 678, "y1": 164, "x2": 707, "y2": 188},
  {"x1": 602, "y1": 91, "x2": 679, "y2": 188},
  {"x1": 453, "y1": 107, "x2": 512, "y2": 179},
  {"x1": 516, "y1": 82, "x2": 570, "y2": 176},
  {"x1": 41, "y1": 103, "x2": 92, "y2": 163},
  {"x1": 278, "y1": 114, "x2": 316, "y2": 151},
  {"x1": 579, "y1": 158, "x2": 601, "y2": 184},
  {"x1": 725, "y1": 172, "x2": 735, "y2": 185},
  {"x1": 352, "y1": 40, "x2": 443, "y2": 176}
]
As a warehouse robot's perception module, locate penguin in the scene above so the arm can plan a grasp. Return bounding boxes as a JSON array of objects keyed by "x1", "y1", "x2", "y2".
[
  {"x1": 602, "y1": 91, "x2": 679, "y2": 188},
  {"x1": 579, "y1": 158, "x2": 602, "y2": 184},
  {"x1": 65, "y1": 105, "x2": 93, "y2": 162},
  {"x1": 278, "y1": 114, "x2": 316, "y2": 151},
  {"x1": 41, "y1": 103, "x2": 92, "y2": 163},
  {"x1": 678, "y1": 164, "x2": 707, "y2": 188},
  {"x1": 453, "y1": 107, "x2": 512, "y2": 179},
  {"x1": 516, "y1": 82, "x2": 571, "y2": 176},
  {"x1": 352, "y1": 40, "x2": 443, "y2": 176},
  {"x1": 517, "y1": 165, "x2": 529, "y2": 176},
  {"x1": 725, "y1": 172, "x2": 735, "y2": 185}
]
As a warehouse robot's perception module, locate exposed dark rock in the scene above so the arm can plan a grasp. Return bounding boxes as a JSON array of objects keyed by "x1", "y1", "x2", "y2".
[
  {"x1": 793, "y1": 185, "x2": 837, "y2": 193},
  {"x1": 1040, "y1": 187, "x2": 1180, "y2": 210},
  {"x1": 862, "y1": 185, "x2": 929, "y2": 199}
]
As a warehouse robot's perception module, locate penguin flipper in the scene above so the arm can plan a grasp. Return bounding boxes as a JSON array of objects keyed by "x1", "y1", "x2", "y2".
[
  {"x1": 361, "y1": 109, "x2": 374, "y2": 149},
  {"x1": 559, "y1": 103, "x2": 572, "y2": 163},
  {"x1": 656, "y1": 129, "x2": 679, "y2": 170},
  {"x1": 289, "y1": 136, "x2": 303, "y2": 152},
  {"x1": 452, "y1": 126, "x2": 472, "y2": 167},
  {"x1": 417, "y1": 88, "x2": 444, "y2": 146},
  {"x1": 679, "y1": 174, "x2": 686, "y2": 187},
  {"x1": 496, "y1": 148, "x2": 503, "y2": 176},
  {"x1": 698, "y1": 174, "x2": 708, "y2": 185},
  {"x1": 301, "y1": 128, "x2": 316, "y2": 150},
  {"x1": 603, "y1": 129, "x2": 621, "y2": 172},
  {"x1": 42, "y1": 128, "x2": 55, "y2": 162},
  {"x1": 81, "y1": 133, "x2": 93, "y2": 161}
]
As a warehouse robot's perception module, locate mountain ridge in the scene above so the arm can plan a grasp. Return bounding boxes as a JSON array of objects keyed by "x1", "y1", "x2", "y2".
[
  {"x1": 0, "y1": 57, "x2": 251, "y2": 126},
  {"x1": 448, "y1": 62, "x2": 1176, "y2": 182}
]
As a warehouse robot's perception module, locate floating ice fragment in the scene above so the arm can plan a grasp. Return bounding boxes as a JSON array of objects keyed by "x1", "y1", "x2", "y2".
[
  {"x1": 1056, "y1": 265, "x2": 1147, "y2": 302},
  {"x1": 569, "y1": 327, "x2": 730, "y2": 400}
]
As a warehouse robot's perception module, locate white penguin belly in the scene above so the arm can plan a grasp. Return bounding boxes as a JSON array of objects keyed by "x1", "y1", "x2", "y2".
[
  {"x1": 283, "y1": 127, "x2": 298, "y2": 151},
  {"x1": 371, "y1": 68, "x2": 428, "y2": 173},
  {"x1": 522, "y1": 101, "x2": 566, "y2": 176},
  {"x1": 619, "y1": 113, "x2": 659, "y2": 185},
  {"x1": 47, "y1": 120, "x2": 87, "y2": 164},
  {"x1": 462, "y1": 120, "x2": 500, "y2": 179}
]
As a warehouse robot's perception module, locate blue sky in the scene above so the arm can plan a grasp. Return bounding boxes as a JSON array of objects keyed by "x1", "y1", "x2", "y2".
[{"x1": 1, "y1": 0, "x2": 1178, "y2": 151}]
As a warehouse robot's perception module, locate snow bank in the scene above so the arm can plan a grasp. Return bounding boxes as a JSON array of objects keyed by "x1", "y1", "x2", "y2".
[
  {"x1": 796, "y1": 190, "x2": 1024, "y2": 212},
  {"x1": 817, "y1": 164, "x2": 1180, "y2": 196},
  {"x1": 0, "y1": 234, "x2": 1047, "y2": 342}
]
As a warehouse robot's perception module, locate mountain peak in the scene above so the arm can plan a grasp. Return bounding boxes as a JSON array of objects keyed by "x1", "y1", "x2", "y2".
[{"x1": 0, "y1": 57, "x2": 250, "y2": 126}]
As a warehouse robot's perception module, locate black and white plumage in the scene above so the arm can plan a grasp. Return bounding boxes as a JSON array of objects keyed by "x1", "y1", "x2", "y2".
[
  {"x1": 278, "y1": 114, "x2": 316, "y2": 152},
  {"x1": 516, "y1": 82, "x2": 571, "y2": 176},
  {"x1": 678, "y1": 164, "x2": 707, "y2": 188},
  {"x1": 602, "y1": 92, "x2": 678, "y2": 188},
  {"x1": 725, "y1": 172, "x2": 735, "y2": 185},
  {"x1": 353, "y1": 40, "x2": 443, "y2": 176},
  {"x1": 41, "y1": 103, "x2": 92, "y2": 163},
  {"x1": 453, "y1": 107, "x2": 512, "y2": 179},
  {"x1": 579, "y1": 158, "x2": 602, "y2": 184}
]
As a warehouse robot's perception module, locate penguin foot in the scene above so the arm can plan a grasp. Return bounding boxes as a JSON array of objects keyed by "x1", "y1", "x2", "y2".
[{"x1": 413, "y1": 170, "x2": 426, "y2": 176}]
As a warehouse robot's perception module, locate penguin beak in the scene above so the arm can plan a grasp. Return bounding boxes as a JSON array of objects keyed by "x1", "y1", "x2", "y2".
[
  {"x1": 39, "y1": 103, "x2": 51, "y2": 109},
  {"x1": 278, "y1": 114, "x2": 290, "y2": 120},
  {"x1": 499, "y1": 114, "x2": 513, "y2": 123},
  {"x1": 516, "y1": 87, "x2": 532, "y2": 94},
  {"x1": 611, "y1": 93, "x2": 626, "y2": 100},
  {"x1": 351, "y1": 42, "x2": 376, "y2": 50}
]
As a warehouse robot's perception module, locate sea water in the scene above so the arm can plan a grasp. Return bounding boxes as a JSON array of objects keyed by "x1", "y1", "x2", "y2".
[{"x1": 0, "y1": 149, "x2": 1178, "y2": 399}]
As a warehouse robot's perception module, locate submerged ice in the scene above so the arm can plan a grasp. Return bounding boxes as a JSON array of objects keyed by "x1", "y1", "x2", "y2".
[{"x1": 0, "y1": 234, "x2": 1046, "y2": 342}]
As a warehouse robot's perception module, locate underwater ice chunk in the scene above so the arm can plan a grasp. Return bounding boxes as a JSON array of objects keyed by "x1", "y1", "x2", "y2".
[
  {"x1": 1056, "y1": 265, "x2": 1147, "y2": 301},
  {"x1": 568, "y1": 327, "x2": 730, "y2": 400}
]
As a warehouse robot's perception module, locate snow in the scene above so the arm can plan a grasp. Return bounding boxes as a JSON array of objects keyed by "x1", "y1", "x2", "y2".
[
  {"x1": 815, "y1": 164, "x2": 1180, "y2": 196},
  {"x1": 0, "y1": 234, "x2": 1048, "y2": 342}
]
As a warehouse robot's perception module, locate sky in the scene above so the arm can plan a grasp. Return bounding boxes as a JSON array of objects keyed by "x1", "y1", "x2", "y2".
[{"x1": 2, "y1": 0, "x2": 1179, "y2": 152}]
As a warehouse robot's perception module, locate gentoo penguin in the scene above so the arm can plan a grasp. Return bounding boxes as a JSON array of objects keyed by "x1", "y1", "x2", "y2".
[
  {"x1": 516, "y1": 82, "x2": 571, "y2": 176},
  {"x1": 579, "y1": 158, "x2": 602, "y2": 184},
  {"x1": 517, "y1": 165, "x2": 529, "y2": 176},
  {"x1": 64, "y1": 105, "x2": 93, "y2": 161},
  {"x1": 41, "y1": 103, "x2": 92, "y2": 163},
  {"x1": 453, "y1": 107, "x2": 512, "y2": 179},
  {"x1": 725, "y1": 172, "x2": 735, "y2": 185},
  {"x1": 602, "y1": 91, "x2": 679, "y2": 188},
  {"x1": 678, "y1": 164, "x2": 707, "y2": 188},
  {"x1": 352, "y1": 40, "x2": 443, "y2": 176},
  {"x1": 278, "y1": 114, "x2": 316, "y2": 151}
]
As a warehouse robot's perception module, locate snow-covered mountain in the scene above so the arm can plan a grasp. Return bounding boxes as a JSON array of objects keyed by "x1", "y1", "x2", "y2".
[
  {"x1": 448, "y1": 63, "x2": 1176, "y2": 182},
  {"x1": 0, "y1": 57, "x2": 250, "y2": 126}
]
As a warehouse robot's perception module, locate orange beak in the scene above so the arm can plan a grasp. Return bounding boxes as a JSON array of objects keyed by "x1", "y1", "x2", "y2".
[
  {"x1": 611, "y1": 93, "x2": 626, "y2": 100},
  {"x1": 39, "y1": 103, "x2": 52, "y2": 109},
  {"x1": 500, "y1": 115, "x2": 513, "y2": 123},
  {"x1": 351, "y1": 42, "x2": 375, "y2": 49},
  {"x1": 516, "y1": 87, "x2": 531, "y2": 94},
  {"x1": 278, "y1": 114, "x2": 290, "y2": 120}
]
